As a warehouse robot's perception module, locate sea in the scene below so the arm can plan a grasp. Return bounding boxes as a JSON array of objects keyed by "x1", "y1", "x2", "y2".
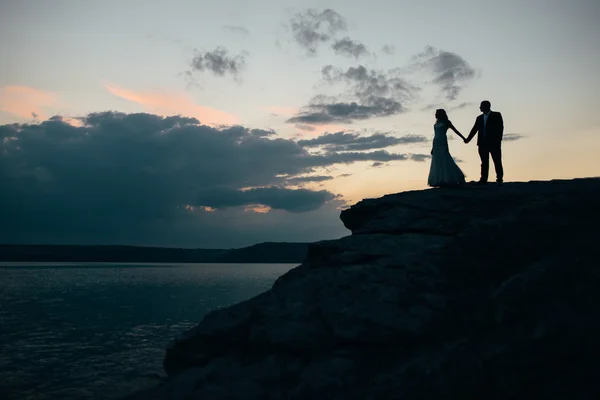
[{"x1": 0, "y1": 262, "x2": 298, "y2": 400}]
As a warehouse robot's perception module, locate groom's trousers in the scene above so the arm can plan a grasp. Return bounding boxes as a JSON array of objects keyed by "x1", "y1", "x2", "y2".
[{"x1": 478, "y1": 141, "x2": 503, "y2": 183}]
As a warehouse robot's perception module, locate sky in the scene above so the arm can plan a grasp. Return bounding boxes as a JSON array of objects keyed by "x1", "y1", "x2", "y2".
[{"x1": 1, "y1": 0, "x2": 599, "y2": 248}]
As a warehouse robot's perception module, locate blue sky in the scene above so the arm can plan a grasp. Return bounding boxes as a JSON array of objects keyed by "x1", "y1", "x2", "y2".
[{"x1": 1, "y1": 0, "x2": 599, "y2": 247}]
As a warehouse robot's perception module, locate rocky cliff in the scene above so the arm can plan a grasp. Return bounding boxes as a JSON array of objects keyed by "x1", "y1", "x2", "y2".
[{"x1": 126, "y1": 178, "x2": 600, "y2": 399}]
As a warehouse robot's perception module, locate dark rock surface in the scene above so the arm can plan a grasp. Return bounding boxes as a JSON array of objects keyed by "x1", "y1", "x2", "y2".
[{"x1": 124, "y1": 178, "x2": 600, "y2": 399}]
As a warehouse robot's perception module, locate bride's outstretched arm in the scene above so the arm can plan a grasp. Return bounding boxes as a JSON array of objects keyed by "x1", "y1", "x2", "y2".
[{"x1": 448, "y1": 122, "x2": 466, "y2": 140}]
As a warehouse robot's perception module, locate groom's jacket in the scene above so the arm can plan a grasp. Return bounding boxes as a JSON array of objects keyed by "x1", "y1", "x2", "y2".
[{"x1": 468, "y1": 111, "x2": 504, "y2": 145}]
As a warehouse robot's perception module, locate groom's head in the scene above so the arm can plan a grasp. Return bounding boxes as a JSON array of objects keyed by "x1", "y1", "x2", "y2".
[{"x1": 480, "y1": 100, "x2": 491, "y2": 113}]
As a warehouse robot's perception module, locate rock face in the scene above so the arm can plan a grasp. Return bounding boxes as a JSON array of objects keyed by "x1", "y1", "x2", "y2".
[{"x1": 127, "y1": 178, "x2": 600, "y2": 399}]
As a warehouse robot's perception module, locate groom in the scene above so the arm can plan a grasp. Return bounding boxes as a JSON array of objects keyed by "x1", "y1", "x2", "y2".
[{"x1": 464, "y1": 100, "x2": 504, "y2": 185}]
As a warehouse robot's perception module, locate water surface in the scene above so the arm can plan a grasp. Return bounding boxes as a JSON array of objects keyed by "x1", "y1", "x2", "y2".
[{"x1": 0, "y1": 262, "x2": 297, "y2": 399}]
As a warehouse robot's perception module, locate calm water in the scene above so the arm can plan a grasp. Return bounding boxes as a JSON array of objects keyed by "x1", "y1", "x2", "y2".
[{"x1": 0, "y1": 262, "x2": 297, "y2": 400}]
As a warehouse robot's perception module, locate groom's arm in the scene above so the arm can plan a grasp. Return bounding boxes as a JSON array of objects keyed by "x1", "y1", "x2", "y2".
[
  {"x1": 465, "y1": 118, "x2": 479, "y2": 143},
  {"x1": 497, "y1": 112, "x2": 504, "y2": 141}
]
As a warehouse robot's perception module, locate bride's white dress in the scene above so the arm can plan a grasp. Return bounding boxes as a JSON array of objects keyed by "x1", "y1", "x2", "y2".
[{"x1": 427, "y1": 121, "x2": 466, "y2": 187}]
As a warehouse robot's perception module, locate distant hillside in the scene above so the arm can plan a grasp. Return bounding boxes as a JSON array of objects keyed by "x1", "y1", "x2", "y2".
[
  {"x1": 0, "y1": 242, "x2": 311, "y2": 263},
  {"x1": 213, "y1": 242, "x2": 311, "y2": 263}
]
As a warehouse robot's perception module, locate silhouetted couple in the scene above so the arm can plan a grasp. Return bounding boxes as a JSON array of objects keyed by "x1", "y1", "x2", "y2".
[{"x1": 427, "y1": 100, "x2": 504, "y2": 188}]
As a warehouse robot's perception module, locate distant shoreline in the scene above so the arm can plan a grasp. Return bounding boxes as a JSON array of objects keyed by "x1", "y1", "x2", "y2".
[
  {"x1": 0, "y1": 242, "x2": 312, "y2": 264},
  {"x1": 0, "y1": 261, "x2": 301, "y2": 266}
]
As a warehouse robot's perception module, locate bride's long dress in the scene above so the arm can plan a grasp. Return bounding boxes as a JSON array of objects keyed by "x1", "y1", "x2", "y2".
[{"x1": 427, "y1": 121, "x2": 466, "y2": 187}]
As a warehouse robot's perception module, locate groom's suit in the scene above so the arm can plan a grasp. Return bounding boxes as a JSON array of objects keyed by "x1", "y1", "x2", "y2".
[{"x1": 466, "y1": 111, "x2": 504, "y2": 183}]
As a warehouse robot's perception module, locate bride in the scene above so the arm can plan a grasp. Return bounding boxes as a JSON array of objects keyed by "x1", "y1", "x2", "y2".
[{"x1": 428, "y1": 109, "x2": 467, "y2": 187}]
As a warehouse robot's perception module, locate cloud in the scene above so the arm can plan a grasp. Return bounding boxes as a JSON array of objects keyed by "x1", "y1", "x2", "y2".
[
  {"x1": 287, "y1": 100, "x2": 403, "y2": 124},
  {"x1": 504, "y1": 133, "x2": 525, "y2": 141},
  {"x1": 196, "y1": 186, "x2": 336, "y2": 212},
  {"x1": 295, "y1": 124, "x2": 316, "y2": 132},
  {"x1": 422, "y1": 101, "x2": 474, "y2": 112},
  {"x1": 0, "y1": 86, "x2": 60, "y2": 121},
  {"x1": 331, "y1": 37, "x2": 369, "y2": 58},
  {"x1": 450, "y1": 102, "x2": 473, "y2": 110},
  {"x1": 288, "y1": 65, "x2": 417, "y2": 124},
  {"x1": 179, "y1": 70, "x2": 203, "y2": 90},
  {"x1": 408, "y1": 46, "x2": 476, "y2": 100},
  {"x1": 189, "y1": 46, "x2": 246, "y2": 77},
  {"x1": 321, "y1": 65, "x2": 416, "y2": 101},
  {"x1": 371, "y1": 161, "x2": 385, "y2": 168},
  {"x1": 224, "y1": 25, "x2": 249, "y2": 35},
  {"x1": 249, "y1": 128, "x2": 276, "y2": 137},
  {"x1": 292, "y1": 123, "x2": 348, "y2": 138},
  {"x1": 264, "y1": 107, "x2": 344, "y2": 135},
  {"x1": 381, "y1": 45, "x2": 395, "y2": 55},
  {"x1": 310, "y1": 149, "x2": 413, "y2": 164},
  {"x1": 285, "y1": 175, "x2": 334, "y2": 185},
  {"x1": 297, "y1": 131, "x2": 427, "y2": 151},
  {"x1": 0, "y1": 112, "x2": 427, "y2": 247},
  {"x1": 409, "y1": 154, "x2": 431, "y2": 162},
  {"x1": 105, "y1": 83, "x2": 237, "y2": 126},
  {"x1": 289, "y1": 8, "x2": 347, "y2": 54}
]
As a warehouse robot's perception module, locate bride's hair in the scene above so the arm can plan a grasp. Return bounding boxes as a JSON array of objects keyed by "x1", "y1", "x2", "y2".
[{"x1": 435, "y1": 109, "x2": 449, "y2": 122}]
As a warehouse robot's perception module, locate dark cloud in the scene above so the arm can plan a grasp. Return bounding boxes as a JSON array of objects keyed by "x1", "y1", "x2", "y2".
[
  {"x1": 313, "y1": 150, "x2": 413, "y2": 164},
  {"x1": 409, "y1": 154, "x2": 431, "y2": 162},
  {"x1": 288, "y1": 65, "x2": 417, "y2": 124},
  {"x1": 331, "y1": 37, "x2": 369, "y2": 58},
  {"x1": 287, "y1": 100, "x2": 403, "y2": 124},
  {"x1": 195, "y1": 187, "x2": 335, "y2": 212},
  {"x1": 285, "y1": 175, "x2": 334, "y2": 185},
  {"x1": 190, "y1": 46, "x2": 246, "y2": 77},
  {"x1": 0, "y1": 112, "x2": 427, "y2": 247},
  {"x1": 408, "y1": 46, "x2": 476, "y2": 100},
  {"x1": 297, "y1": 131, "x2": 427, "y2": 151},
  {"x1": 504, "y1": 133, "x2": 525, "y2": 141},
  {"x1": 381, "y1": 45, "x2": 395, "y2": 55},
  {"x1": 224, "y1": 25, "x2": 250, "y2": 35},
  {"x1": 249, "y1": 128, "x2": 276, "y2": 137},
  {"x1": 321, "y1": 65, "x2": 417, "y2": 102},
  {"x1": 371, "y1": 161, "x2": 385, "y2": 168},
  {"x1": 289, "y1": 9, "x2": 347, "y2": 54}
]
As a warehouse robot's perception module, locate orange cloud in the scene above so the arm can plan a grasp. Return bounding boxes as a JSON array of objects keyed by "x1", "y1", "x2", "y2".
[
  {"x1": 0, "y1": 86, "x2": 59, "y2": 120},
  {"x1": 63, "y1": 117, "x2": 84, "y2": 127},
  {"x1": 105, "y1": 83, "x2": 237, "y2": 126},
  {"x1": 244, "y1": 204, "x2": 271, "y2": 213}
]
